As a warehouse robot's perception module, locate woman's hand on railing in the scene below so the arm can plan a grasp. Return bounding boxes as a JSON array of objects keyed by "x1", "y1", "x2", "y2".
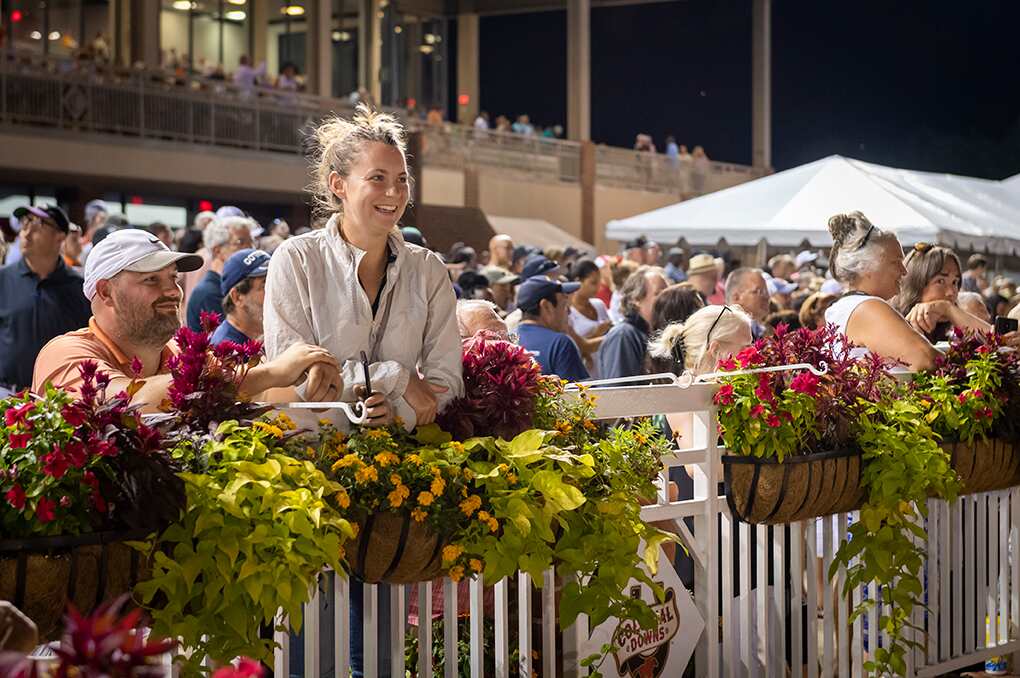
[{"x1": 403, "y1": 373, "x2": 449, "y2": 425}]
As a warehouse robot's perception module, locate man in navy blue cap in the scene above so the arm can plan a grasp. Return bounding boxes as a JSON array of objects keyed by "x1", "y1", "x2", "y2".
[
  {"x1": 515, "y1": 276, "x2": 589, "y2": 382},
  {"x1": 210, "y1": 248, "x2": 270, "y2": 346},
  {"x1": 520, "y1": 253, "x2": 558, "y2": 281},
  {"x1": 0, "y1": 205, "x2": 90, "y2": 393}
]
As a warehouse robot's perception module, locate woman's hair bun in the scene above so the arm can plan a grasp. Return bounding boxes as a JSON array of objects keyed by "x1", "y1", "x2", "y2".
[{"x1": 827, "y1": 211, "x2": 872, "y2": 247}]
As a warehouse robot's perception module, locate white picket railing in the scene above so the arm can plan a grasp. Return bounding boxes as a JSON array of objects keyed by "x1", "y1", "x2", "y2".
[{"x1": 268, "y1": 382, "x2": 1018, "y2": 677}]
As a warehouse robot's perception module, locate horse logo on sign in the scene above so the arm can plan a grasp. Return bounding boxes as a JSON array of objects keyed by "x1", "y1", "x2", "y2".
[{"x1": 610, "y1": 586, "x2": 680, "y2": 678}]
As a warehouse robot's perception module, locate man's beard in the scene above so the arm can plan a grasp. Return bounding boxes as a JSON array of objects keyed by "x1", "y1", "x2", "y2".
[{"x1": 112, "y1": 290, "x2": 181, "y2": 347}]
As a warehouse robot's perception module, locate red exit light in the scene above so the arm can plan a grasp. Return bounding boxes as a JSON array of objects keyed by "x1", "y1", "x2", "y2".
[
  {"x1": 458, "y1": 93, "x2": 470, "y2": 106},
  {"x1": 11, "y1": 10, "x2": 23, "y2": 22},
  {"x1": 129, "y1": 196, "x2": 144, "y2": 205},
  {"x1": 198, "y1": 200, "x2": 214, "y2": 212}
]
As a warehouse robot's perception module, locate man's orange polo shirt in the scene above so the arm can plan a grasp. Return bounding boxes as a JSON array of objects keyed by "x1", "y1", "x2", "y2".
[{"x1": 32, "y1": 317, "x2": 178, "y2": 394}]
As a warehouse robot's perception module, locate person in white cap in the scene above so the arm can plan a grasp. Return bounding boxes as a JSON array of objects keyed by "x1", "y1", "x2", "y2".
[{"x1": 32, "y1": 229, "x2": 341, "y2": 410}]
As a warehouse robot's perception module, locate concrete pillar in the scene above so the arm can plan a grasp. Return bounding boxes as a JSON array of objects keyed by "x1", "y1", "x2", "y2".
[
  {"x1": 464, "y1": 167, "x2": 480, "y2": 208},
  {"x1": 751, "y1": 0, "x2": 771, "y2": 169},
  {"x1": 250, "y1": 0, "x2": 269, "y2": 69},
  {"x1": 456, "y1": 13, "x2": 480, "y2": 125},
  {"x1": 307, "y1": 0, "x2": 333, "y2": 96},
  {"x1": 580, "y1": 140, "x2": 595, "y2": 245},
  {"x1": 358, "y1": 0, "x2": 382, "y2": 105},
  {"x1": 129, "y1": 0, "x2": 160, "y2": 68},
  {"x1": 566, "y1": 0, "x2": 590, "y2": 141}
]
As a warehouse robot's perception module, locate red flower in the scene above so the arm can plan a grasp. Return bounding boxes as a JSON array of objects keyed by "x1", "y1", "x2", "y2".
[
  {"x1": 4, "y1": 402, "x2": 34, "y2": 428},
  {"x1": 735, "y1": 346, "x2": 762, "y2": 368},
  {"x1": 35, "y1": 496, "x2": 56, "y2": 523},
  {"x1": 789, "y1": 372, "x2": 820, "y2": 397},
  {"x1": 957, "y1": 393, "x2": 969, "y2": 404},
  {"x1": 8, "y1": 432, "x2": 32, "y2": 448},
  {"x1": 5, "y1": 484, "x2": 26, "y2": 510},
  {"x1": 754, "y1": 373, "x2": 775, "y2": 402},
  {"x1": 59, "y1": 495, "x2": 72, "y2": 508},
  {"x1": 971, "y1": 389, "x2": 984, "y2": 399},
  {"x1": 62, "y1": 441, "x2": 88, "y2": 469},
  {"x1": 717, "y1": 357, "x2": 738, "y2": 372},
  {"x1": 213, "y1": 658, "x2": 265, "y2": 678},
  {"x1": 41, "y1": 449, "x2": 70, "y2": 479},
  {"x1": 749, "y1": 404, "x2": 765, "y2": 418},
  {"x1": 766, "y1": 414, "x2": 781, "y2": 428},
  {"x1": 61, "y1": 404, "x2": 87, "y2": 427},
  {"x1": 92, "y1": 437, "x2": 120, "y2": 457},
  {"x1": 713, "y1": 383, "x2": 735, "y2": 406}
]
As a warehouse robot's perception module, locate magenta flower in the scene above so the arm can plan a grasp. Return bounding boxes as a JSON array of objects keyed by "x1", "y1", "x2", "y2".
[
  {"x1": 790, "y1": 372, "x2": 820, "y2": 397},
  {"x1": 4, "y1": 484, "x2": 26, "y2": 510}
]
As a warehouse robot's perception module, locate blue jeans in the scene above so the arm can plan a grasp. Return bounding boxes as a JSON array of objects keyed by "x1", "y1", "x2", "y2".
[{"x1": 288, "y1": 576, "x2": 392, "y2": 677}]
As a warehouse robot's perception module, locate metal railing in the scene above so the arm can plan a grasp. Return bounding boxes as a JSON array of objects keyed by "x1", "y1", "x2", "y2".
[
  {"x1": 262, "y1": 382, "x2": 1019, "y2": 678},
  {"x1": 0, "y1": 50, "x2": 763, "y2": 197}
]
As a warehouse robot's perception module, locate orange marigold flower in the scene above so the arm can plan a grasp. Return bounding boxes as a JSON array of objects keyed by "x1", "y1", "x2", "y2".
[
  {"x1": 334, "y1": 489, "x2": 350, "y2": 509},
  {"x1": 388, "y1": 488, "x2": 406, "y2": 508},
  {"x1": 463, "y1": 468, "x2": 474, "y2": 480},
  {"x1": 442, "y1": 544, "x2": 463, "y2": 563},
  {"x1": 487, "y1": 517, "x2": 499, "y2": 533},
  {"x1": 411, "y1": 507, "x2": 427, "y2": 522},
  {"x1": 477, "y1": 510, "x2": 491, "y2": 522},
  {"x1": 449, "y1": 565, "x2": 465, "y2": 582},
  {"x1": 430, "y1": 476, "x2": 446, "y2": 496},
  {"x1": 506, "y1": 473, "x2": 518, "y2": 484},
  {"x1": 459, "y1": 495, "x2": 482, "y2": 517},
  {"x1": 375, "y1": 451, "x2": 400, "y2": 467},
  {"x1": 332, "y1": 453, "x2": 362, "y2": 472},
  {"x1": 418, "y1": 491, "x2": 435, "y2": 506},
  {"x1": 355, "y1": 465, "x2": 379, "y2": 484},
  {"x1": 390, "y1": 473, "x2": 402, "y2": 486},
  {"x1": 469, "y1": 558, "x2": 483, "y2": 573}
]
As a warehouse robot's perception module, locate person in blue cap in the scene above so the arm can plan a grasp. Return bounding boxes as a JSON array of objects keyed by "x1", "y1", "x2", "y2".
[
  {"x1": 210, "y1": 248, "x2": 271, "y2": 346},
  {"x1": 515, "y1": 275, "x2": 589, "y2": 382}
]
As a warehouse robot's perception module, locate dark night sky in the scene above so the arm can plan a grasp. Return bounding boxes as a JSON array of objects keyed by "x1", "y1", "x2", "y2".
[{"x1": 478, "y1": 1, "x2": 1020, "y2": 179}]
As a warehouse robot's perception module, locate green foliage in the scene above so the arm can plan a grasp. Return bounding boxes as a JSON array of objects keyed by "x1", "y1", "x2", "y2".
[
  {"x1": 135, "y1": 422, "x2": 354, "y2": 673},
  {"x1": 830, "y1": 397, "x2": 959, "y2": 677},
  {"x1": 911, "y1": 342, "x2": 1005, "y2": 443}
]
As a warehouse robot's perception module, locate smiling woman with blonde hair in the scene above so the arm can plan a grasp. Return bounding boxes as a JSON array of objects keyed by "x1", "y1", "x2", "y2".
[{"x1": 262, "y1": 104, "x2": 463, "y2": 678}]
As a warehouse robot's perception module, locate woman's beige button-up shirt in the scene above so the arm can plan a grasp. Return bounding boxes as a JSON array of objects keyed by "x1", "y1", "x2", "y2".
[{"x1": 263, "y1": 215, "x2": 463, "y2": 429}]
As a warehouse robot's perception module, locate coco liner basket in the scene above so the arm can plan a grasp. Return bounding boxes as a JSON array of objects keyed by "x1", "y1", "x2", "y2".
[
  {"x1": 346, "y1": 512, "x2": 445, "y2": 584},
  {"x1": 723, "y1": 447, "x2": 865, "y2": 525},
  {"x1": 0, "y1": 529, "x2": 154, "y2": 640},
  {"x1": 943, "y1": 438, "x2": 1020, "y2": 495}
]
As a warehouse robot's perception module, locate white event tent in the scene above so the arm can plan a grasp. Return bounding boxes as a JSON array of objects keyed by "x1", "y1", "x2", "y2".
[{"x1": 606, "y1": 155, "x2": 1020, "y2": 256}]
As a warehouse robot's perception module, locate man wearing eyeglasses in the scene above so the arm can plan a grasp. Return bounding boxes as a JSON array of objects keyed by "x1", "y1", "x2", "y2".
[
  {"x1": 185, "y1": 215, "x2": 255, "y2": 331},
  {"x1": 725, "y1": 268, "x2": 771, "y2": 339},
  {"x1": 0, "y1": 205, "x2": 91, "y2": 395}
]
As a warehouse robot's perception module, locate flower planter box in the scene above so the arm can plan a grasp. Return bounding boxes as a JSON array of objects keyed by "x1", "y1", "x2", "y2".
[
  {"x1": 944, "y1": 438, "x2": 1020, "y2": 495},
  {"x1": 346, "y1": 512, "x2": 445, "y2": 584},
  {"x1": 723, "y1": 448, "x2": 865, "y2": 525},
  {"x1": 0, "y1": 530, "x2": 153, "y2": 640}
]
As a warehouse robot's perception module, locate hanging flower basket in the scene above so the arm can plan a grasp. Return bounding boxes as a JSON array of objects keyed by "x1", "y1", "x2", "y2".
[
  {"x1": 723, "y1": 448, "x2": 865, "y2": 525},
  {"x1": 345, "y1": 512, "x2": 445, "y2": 584},
  {"x1": 943, "y1": 438, "x2": 1020, "y2": 495},
  {"x1": 0, "y1": 530, "x2": 153, "y2": 641}
]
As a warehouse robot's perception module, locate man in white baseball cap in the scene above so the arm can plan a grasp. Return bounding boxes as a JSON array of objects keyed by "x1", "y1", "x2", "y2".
[{"x1": 33, "y1": 229, "x2": 342, "y2": 409}]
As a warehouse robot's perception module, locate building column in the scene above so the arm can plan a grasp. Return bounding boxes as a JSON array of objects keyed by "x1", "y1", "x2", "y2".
[
  {"x1": 580, "y1": 140, "x2": 595, "y2": 245},
  {"x1": 307, "y1": 0, "x2": 333, "y2": 96},
  {"x1": 129, "y1": 0, "x2": 160, "y2": 68},
  {"x1": 566, "y1": 0, "x2": 590, "y2": 141},
  {"x1": 358, "y1": 0, "x2": 382, "y2": 105},
  {"x1": 456, "y1": 13, "x2": 479, "y2": 124},
  {"x1": 250, "y1": 0, "x2": 269, "y2": 68},
  {"x1": 751, "y1": 0, "x2": 771, "y2": 169}
]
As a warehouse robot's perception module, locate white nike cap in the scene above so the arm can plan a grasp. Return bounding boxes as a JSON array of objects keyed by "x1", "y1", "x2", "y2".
[{"x1": 83, "y1": 229, "x2": 204, "y2": 301}]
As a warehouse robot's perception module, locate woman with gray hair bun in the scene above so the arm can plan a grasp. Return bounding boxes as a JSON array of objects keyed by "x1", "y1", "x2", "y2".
[{"x1": 823, "y1": 211, "x2": 940, "y2": 370}]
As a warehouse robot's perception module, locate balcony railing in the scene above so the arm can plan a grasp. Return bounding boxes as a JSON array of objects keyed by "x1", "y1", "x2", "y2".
[{"x1": 0, "y1": 50, "x2": 763, "y2": 197}]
